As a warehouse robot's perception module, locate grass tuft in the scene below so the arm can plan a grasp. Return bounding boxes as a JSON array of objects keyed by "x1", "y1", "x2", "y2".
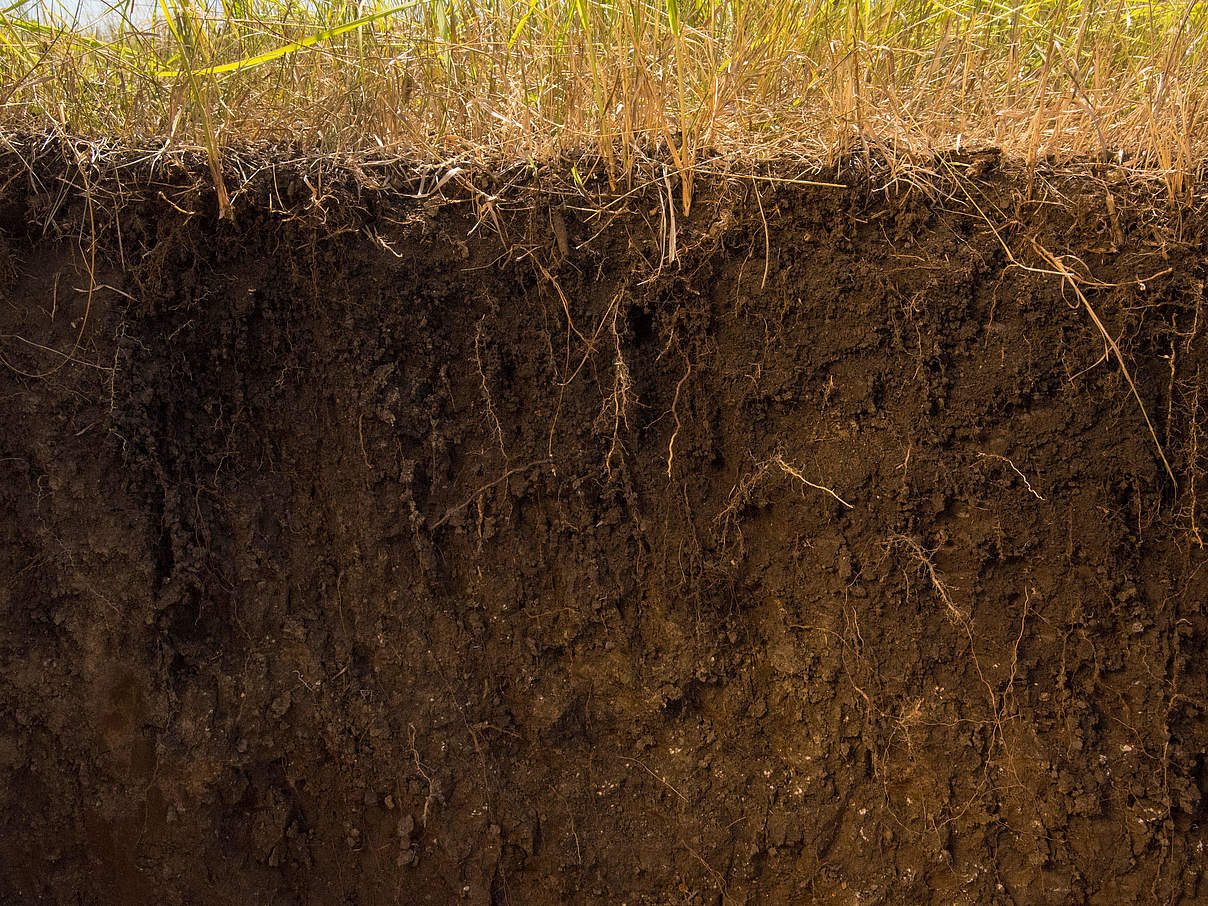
[{"x1": 1, "y1": 0, "x2": 1206, "y2": 195}]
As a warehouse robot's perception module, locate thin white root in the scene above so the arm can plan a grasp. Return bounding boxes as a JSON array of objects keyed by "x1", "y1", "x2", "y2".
[
  {"x1": 976, "y1": 452, "x2": 1045, "y2": 500},
  {"x1": 773, "y1": 455, "x2": 854, "y2": 509}
]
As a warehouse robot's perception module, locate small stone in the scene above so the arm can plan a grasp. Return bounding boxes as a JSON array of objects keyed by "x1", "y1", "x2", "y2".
[
  {"x1": 397, "y1": 813, "x2": 416, "y2": 839},
  {"x1": 837, "y1": 549, "x2": 853, "y2": 581}
]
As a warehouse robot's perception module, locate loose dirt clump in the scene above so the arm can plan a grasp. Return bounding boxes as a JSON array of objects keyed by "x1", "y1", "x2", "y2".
[{"x1": 1, "y1": 140, "x2": 1207, "y2": 904}]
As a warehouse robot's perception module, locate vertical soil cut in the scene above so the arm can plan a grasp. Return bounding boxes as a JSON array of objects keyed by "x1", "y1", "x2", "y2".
[{"x1": 2, "y1": 145, "x2": 1207, "y2": 904}]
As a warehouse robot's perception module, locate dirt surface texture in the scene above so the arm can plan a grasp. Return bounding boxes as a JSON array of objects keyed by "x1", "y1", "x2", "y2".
[{"x1": 2, "y1": 139, "x2": 1207, "y2": 905}]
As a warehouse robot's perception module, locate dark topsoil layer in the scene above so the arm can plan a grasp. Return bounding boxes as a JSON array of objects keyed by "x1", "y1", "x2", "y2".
[{"x1": 1, "y1": 140, "x2": 1207, "y2": 905}]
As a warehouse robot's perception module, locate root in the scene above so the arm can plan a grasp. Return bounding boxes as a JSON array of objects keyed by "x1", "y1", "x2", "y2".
[
  {"x1": 1033, "y1": 240, "x2": 1176, "y2": 488},
  {"x1": 715, "y1": 449, "x2": 853, "y2": 547},
  {"x1": 752, "y1": 177, "x2": 770, "y2": 290},
  {"x1": 660, "y1": 165, "x2": 678, "y2": 268},
  {"x1": 1181, "y1": 367, "x2": 1204, "y2": 547},
  {"x1": 715, "y1": 459, "x2": 771, "y2": 549},
  {"x1": 975, "y1": 452, "x2": 1045, "y2": 500},
  {"x1": 665, "y1": 352, "x2": 691, "y2": 478},
  {"x1": 357, "y1": 413, "x2": 372, "y2": 472},
  {"x1": 429, "y1": 460, "x2": 547, "y2": 530},
  {"x1": 407, "y1": 724, "x2": 442, "y2": 828},
  {"x1": 601, "y1": 303, "x2": 634, "y2": 477},
  {"x1": 952, "y1": 176, "x2": 1176, "y2": 488},
  {"x1": 773, "y1": 454, "x2": 854, "y2": 509},
  {"x1": 474, "y1": 317, "x2": 509, "y2": 462},
  {"x1": 886, "y1": 533, "x2": 1030, "y2": 802},
  {"x1": 887, "y1": 533, "x2": 964, "y2": 623}
]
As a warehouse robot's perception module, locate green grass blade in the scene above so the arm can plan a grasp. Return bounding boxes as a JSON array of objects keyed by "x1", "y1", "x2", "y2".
[{"x1": 156, "y1": 0, "x2": 422, "y2": 78}]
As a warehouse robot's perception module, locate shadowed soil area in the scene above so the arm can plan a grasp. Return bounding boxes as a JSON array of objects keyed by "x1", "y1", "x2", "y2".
[{"x1": 2, "y1": 142, "x2": 1207, "y2": 904}]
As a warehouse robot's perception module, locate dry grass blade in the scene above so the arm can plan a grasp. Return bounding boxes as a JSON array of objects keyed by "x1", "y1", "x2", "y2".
[{"x1": 0, "y1": 0, "x2": 1204, "y2": 173}]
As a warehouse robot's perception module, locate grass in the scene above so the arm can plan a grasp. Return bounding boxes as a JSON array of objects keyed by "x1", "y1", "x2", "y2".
[{"x1": 1, "y1": 0, "x2": 1206, "y2": 207}]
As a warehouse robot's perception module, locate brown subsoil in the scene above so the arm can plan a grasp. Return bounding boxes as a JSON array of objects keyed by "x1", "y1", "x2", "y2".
[{"x1": 2, "y1": 140, "x2": 1207, "y2": 905}]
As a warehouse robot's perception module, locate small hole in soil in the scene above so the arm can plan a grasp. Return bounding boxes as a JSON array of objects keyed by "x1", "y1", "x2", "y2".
[{"x1": 627, "y1": 304, "x2": 654, "y2": 345}]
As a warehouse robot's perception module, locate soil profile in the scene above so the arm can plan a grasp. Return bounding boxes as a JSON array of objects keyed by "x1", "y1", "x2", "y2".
[{"x1": 1, "y1": 141, "x2": 1207, "y2": 904}]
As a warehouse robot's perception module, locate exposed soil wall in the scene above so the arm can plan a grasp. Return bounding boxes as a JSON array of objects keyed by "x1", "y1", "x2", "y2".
[{"x1": 2, "y1": 142, "x2": 1207, "y2": 904}]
